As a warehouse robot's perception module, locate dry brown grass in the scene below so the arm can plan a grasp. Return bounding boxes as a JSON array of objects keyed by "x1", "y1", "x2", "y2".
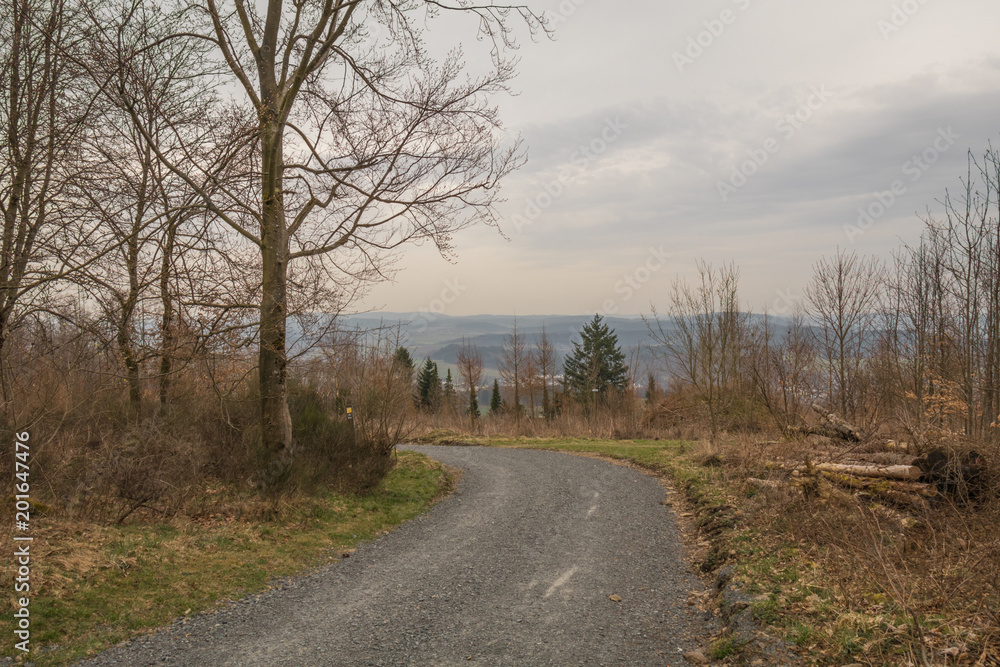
[{"x1": 694, "y1": 431, "x2": 1000, "y2": 665}]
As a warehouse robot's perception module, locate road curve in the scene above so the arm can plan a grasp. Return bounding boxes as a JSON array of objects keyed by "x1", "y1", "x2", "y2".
[{"x1": 78, "y1": 445, "x2": 717, "y2": 666}]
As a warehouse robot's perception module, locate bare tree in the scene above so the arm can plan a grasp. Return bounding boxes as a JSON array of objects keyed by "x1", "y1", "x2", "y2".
[
  {"x1": 533, "y1": 325, "x2": 556, "y2": 420},
  {"x1": 113, "y1": 1, "x2": 545, "y2": 477},
  {"x1": 71, "y1": 1, "x2": 270, "y2": 418},
  {"x1": 0, "y1": 0, "x2": 95, "y2": 414},
  {"x1": 805, "y1": 248, "x2": 883, "y2": 424},
  {"x1": 745, "y1": 309, "x2": 815, "y2": 430},
  {"x1": 646, "y1": 260, "x2": 745, "y2": 442},
  {"x1": 456, "y1": 337, "x2": 483, "y2": 430},
  {"x1": 498, "y1": 317, "x2": 527, "y2": 423},
  {"x1": 522, "y1": 353, "x2": 538, "y2": 419},
  {"x1": 976, "y1": 145, "x2": 1000, "y2": 438},
  {"x1": 882, "y1": 238, "x2": 946, "y2": 441}
]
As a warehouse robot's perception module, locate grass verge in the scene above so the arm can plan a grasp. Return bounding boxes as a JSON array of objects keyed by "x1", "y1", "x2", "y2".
[{"x1": 0, "y1": 450, "x2": 452, "y2": 666}]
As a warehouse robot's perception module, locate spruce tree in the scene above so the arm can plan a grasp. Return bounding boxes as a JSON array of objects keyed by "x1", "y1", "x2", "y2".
[
  {"x1": 563, "y1": 314, "x2": 629, "y2": 398},
  {"x1": 489, "y1": 378, "x2": 503, "y2": 414},
  {"x1": 415, "y1": 357, "x2": 442, "y2": 412},
  {"x1": 469, "y1": 386, "x2": 479, "y2": 419},
  {"x1": 395, "y1": 347, "x2": 415, "y2": 379}
]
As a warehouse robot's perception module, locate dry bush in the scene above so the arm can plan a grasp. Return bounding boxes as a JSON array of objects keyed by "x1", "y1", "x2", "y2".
[
  {"x1": 0, "y1": 313, "x2": 418, "y2": 524},
  {"x1": 643, "y1": 382, "x2": 770, "y2": 442}
]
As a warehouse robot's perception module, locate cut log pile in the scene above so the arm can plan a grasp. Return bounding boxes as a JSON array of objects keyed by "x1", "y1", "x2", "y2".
[
  {"x1": 773, "y1": 460, "x2": 938, "y2": 510},
  {"x1": 757, "y1": 406, "x2": 989, "y2": 510}
]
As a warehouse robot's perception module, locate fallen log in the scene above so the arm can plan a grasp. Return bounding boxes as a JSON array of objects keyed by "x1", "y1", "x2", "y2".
[
  {"x1": 819, "y1": 471, "x2": 937, "y2": 497},
  {"x1": 809, "y1": 404, "x2": 862, "y2": 442},
  {"x1": 811, "y1": 462, "x2": 923, "y2": 482}
]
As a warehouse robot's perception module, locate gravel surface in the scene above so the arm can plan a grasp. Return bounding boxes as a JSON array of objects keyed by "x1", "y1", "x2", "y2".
[{"x1": 76, "y1": 445, "x2": 718, "y2": 666}]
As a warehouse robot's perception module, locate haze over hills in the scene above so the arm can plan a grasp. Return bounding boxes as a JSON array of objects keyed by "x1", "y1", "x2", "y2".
[
  {"x1": 343, "y1": 312, "x2": 650, "y2": 380},
  {"x1": 342, "y1": 311, "x2": 795, "y2": 385}
]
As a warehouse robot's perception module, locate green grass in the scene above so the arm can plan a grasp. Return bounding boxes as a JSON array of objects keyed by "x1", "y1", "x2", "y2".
[
  {"x1": 0, "y1": 451, "x2": 451, "y2": 666},
  {"x1": 710, "y1": 632, "x2": 743, "y2": 659}
]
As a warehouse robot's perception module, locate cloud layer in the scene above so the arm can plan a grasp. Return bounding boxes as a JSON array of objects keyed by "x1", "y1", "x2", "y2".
[{"x1": 358, "y1": 0, "x2": 1000, "y2": 317}]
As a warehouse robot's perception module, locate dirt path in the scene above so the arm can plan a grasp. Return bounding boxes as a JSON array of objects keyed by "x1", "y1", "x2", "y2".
[{"x1": 78, "y1": 446, "x2": 717, "y2": 666}]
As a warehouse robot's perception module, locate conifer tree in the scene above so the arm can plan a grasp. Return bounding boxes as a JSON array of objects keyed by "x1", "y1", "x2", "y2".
[
  {"x1": 395, "y1": 347, "x2": 415, "y2": 377},
  {"x1": 563, "y1": 314, "x2": 629, "y2": 399},
  {"x1": 415, "y1": 357, "x2": 441, "y2": 412},
  {"x1": 395, "y1": 347, "x2": 416, "y2": 393},
  {"x1": 489, "y1": 378, "x2": 503, "y2": 414},
  {"x1": 469, "y1": 386, "x2": 480, "y2": 419}
]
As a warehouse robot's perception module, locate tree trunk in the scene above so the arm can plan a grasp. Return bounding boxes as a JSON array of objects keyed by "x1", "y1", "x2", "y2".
[
  {"x1": 811, "y1": 462, "x2": 923, "y2": 481},
  {"x1": 158, "y1": 217, "x2": 175, "y2": 409},
  {"x1": 0, "y1": 310, "x2": 11, "y2": 420},
  {"x1": 258, "y1": 117, "x2": 293, "y2": 466}
]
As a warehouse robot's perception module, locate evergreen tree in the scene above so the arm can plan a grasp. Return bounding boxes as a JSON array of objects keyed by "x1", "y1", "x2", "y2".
[
  {"x1": 395, "y1": 347, "x2": 415, "y2": 377},
  {"x1": 415, "y1": 357, "x2": 442, "y2": 412},
  {"x1": 489, "y1": 378, "x2": 503, "y2": 414},
  {"x1": 563, "y1": 314, "x2": 629, "y2": 398},
  {"x1": 443, "y1": 369, "x2": 457, "y2": 412},
  {"x1": 469, "y1": 386, "x2": 479, "y2": 418},
  {"x1": 395, "y1": 347, "x2": 416, "y2": 392}
]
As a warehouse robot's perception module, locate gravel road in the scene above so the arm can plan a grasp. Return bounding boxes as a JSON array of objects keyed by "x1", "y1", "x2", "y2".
[{"x1": 77, "y1": 445, "x2": 718, "y2": 666}]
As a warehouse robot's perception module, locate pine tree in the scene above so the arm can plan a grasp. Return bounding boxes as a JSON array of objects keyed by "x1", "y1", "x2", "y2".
[
  {"x1": 415, "y1": 357, "x2": 442, "y2": 412},
  {"x1": 443, "y1": 369, "x2": 457, "y2": 412},
  {"x1": 469, "y1": 387, "x2": 479, "y2": 418},
  {"x1": 489, "y1": 378, "x2": 503, "y2": 414},
  {"x1": 395, "y1": 347, "x2": 416, "y2": 393},
  {"x1": 563, "y1": 314, "x2": 629, "y2": 399},
  {"x1": 395, "y1": 347, "x2": 415, "y2": 378}
]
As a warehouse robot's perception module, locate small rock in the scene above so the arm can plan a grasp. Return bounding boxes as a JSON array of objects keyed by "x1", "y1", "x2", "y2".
[
  {"x1": 683, "y1": 650, "x2": 710, "y2": 664},
  {"x1": 609, "y1": 594, "x2": 622, "y2": 602},
  {"x1": 715, "y1": 565, "x2": 735, "y2": 590}
]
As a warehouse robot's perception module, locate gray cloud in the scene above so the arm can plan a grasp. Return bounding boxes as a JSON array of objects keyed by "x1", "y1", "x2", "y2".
[{"x1": 359, "y1": 1, "x2": 1000, "y2": 316}]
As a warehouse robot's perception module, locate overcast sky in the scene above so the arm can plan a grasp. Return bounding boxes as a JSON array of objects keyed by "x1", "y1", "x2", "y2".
[{"x1": 356, "y1": 0, "x2": 1000, "y2": 318}]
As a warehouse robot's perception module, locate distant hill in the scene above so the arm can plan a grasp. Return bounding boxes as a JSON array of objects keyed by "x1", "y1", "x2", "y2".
[
  {"x1": 317, "y1": 311, "x2": 799, "y2": 389},
  {"x1": 341, "y1": 312, "x2": 658, "y2": 384}
]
